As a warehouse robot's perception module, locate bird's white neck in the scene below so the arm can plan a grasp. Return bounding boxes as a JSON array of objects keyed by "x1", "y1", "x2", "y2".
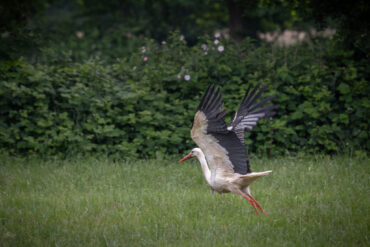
[{"x1": 195, "y1": 149, "x2": 211, "y2": 185}]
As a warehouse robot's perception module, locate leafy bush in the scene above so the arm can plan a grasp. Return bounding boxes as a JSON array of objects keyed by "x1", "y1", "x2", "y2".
[{"x1": 1, "y1": 33, "x2": 369, "y2": 158}]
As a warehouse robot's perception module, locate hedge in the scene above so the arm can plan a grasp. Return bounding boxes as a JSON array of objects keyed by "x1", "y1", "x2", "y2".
[{"x1": 1, "y1": 33, "x2": 369, "y2": 158}]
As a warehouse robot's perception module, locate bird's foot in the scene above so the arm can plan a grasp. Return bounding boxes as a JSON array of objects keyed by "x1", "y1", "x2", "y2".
[
  {"x1": 247, "y1": 194, "x2": 269, "y2": 217},
  {"x1": 240, "y1": 194, "x2": 259, "y2": 215}
]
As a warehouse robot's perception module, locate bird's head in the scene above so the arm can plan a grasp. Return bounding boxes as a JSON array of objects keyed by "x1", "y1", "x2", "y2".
[{"x1": 178, "y1": 148, "x2": 202, "y2": 163}]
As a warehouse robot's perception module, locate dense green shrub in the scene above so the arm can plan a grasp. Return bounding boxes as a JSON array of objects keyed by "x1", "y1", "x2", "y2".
[{"x1": 1, "y1": 33, "x2": 369, "y2": 158}]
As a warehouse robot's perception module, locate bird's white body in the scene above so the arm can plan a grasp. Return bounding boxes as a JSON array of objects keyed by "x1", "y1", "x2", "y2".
[{"x1": 191, "y1": 147, "x2": 271, "y2": 194}]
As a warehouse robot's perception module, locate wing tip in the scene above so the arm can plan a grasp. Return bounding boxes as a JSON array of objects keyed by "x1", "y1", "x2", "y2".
[
  {"x1": 197, "y1": 84, "x2": 216, "y2": 111},
  {"x1": 197, "y1": 84, "x2": 224, "y2": 114}
]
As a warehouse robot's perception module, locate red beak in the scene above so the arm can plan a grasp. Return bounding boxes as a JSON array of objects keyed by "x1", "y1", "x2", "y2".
[{"x1": 179, "y1": 153, "x2": 192, "y2": 163}]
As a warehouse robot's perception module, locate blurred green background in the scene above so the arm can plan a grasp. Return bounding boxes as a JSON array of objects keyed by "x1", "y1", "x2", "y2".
[{"x1": 0, "y1": 0, "x2": 369, "y2": 158}]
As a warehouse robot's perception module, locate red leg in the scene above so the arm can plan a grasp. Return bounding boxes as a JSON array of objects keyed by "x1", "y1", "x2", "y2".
[
  {"x1": 241, "y1": 194, "x2": 259, "y2": 215},
  {"x1": 247, "y1": 194, "x2": 269, "y2": 217}
]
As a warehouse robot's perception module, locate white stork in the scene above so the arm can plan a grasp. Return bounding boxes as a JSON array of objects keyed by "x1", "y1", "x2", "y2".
[{"x1": 179, "y1": 84, "x2": 278, "y2": 216}]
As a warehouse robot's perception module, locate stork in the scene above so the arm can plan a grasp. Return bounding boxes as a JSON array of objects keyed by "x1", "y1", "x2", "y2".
[{"x1": 179, "y1": 84, "x2": 278, "y2": 216}]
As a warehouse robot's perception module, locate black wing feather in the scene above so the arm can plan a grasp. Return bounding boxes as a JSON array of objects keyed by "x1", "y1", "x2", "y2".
[
  {"x1": 197, "y1": 85, "x2": 228, "y2": 133},
  {"x1": 212, "y1": 132, "x2": 251, "y2": 174},
  {"x1": 229, "y1": 83, "x2": 279, "y2": 144},
  {"x1": 196, "y1": 84, "x2": 250, "y2": 174}
]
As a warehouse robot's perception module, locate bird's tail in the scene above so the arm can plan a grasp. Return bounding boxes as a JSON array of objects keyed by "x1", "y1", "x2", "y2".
[{"x1": 236, "y1": 170, "x2": 272, "y2": 187}]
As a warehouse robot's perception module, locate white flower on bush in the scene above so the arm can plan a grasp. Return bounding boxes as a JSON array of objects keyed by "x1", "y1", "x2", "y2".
[
  {"x1": 1, "y1": 31, "x2": 9, "y2": 38},
  {"x1": 184, "y1": 74, "x2": 191, "y2": 81},
  {"x1": 76, "y1": 31, "x2": 84, "y2": 39},
  {"x1": 214, "y1": 32, "x2": 221, "y2": 38},
  {"x1": 177, "y1": 74, "x2": 181, "y2": 80},
  {"x1": 204, "y1": 51, "x2": 208, "y2": 55},
  {"x1": 214, "y1": 39, "x2": 219, "y2": 45},
  {"x1": 161, "y1": 41, "x2": 166, "y2": 45},
  {"x1": 141, "y1": 47, "x2": 146, "y2": 53},
  {"x1": 217, "y1": 45, "x2": 224, "y2": 52},
  {"x1": 201, "y1": 44, "x2": 207, "y2": 51},
  {"x1": 180, "y1": 35, "x2": 185, "y2": 41}
]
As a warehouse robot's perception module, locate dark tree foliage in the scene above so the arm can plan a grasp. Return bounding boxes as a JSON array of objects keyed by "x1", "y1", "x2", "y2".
[
  {"x1": 0, "y1": 0, "x2": 308, "y2": 62},
  {"x1": 0, "y1": 0, "x2": 53, "y2": 60},
  {"x1": 1, "y1": 0, "x2": 369, "y2": 61},
  {"x1": 289, "y1": 0, "x2": 370, "y2": 59}
]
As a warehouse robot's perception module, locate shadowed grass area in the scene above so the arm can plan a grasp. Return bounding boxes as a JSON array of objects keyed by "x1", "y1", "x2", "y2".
[{"x1": 0, "y1": 155, "x2": 368, "y2": 246}]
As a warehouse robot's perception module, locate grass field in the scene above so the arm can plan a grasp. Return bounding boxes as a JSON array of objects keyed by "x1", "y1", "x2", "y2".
[{"x1": 0, "y1": 154, "x2": 368, "y2": 246}]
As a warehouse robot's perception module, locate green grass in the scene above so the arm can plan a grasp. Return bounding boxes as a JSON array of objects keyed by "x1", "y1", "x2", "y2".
[{"x1": 0, "y1": 155, "x2": 369, "y2": 246}]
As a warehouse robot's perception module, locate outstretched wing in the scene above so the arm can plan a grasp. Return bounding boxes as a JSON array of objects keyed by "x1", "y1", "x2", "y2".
[
  {"x1": 191, "y1": 84, "x2": 251, "y2": 175},
  {"x1": 228, "y1": 83, "x2": 279, "y2": 144}
]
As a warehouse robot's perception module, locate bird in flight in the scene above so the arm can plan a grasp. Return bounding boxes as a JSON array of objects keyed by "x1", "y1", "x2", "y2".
[{"x1": 179, "y1": 84, "x2": 278, "y2": 216}]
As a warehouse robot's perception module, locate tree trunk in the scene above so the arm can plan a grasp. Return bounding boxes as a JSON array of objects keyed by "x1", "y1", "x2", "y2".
[{"x1": 227, "y1": 0, "x2": 244, "y2": 42}]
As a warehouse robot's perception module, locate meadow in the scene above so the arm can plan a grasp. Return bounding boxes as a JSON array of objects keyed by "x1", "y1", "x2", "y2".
[{"x1": 0, "y1": 154, "x2": 368, "y2": 246}]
